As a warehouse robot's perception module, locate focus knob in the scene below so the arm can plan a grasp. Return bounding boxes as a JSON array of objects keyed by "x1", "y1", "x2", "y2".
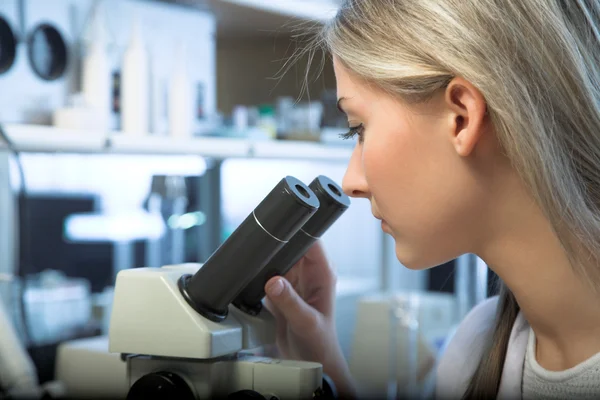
[
  {"x1": 313, "y1": 374, "x2": 338, "y2": 399},
  {"x1": 127, "y1": 371, "x2": 195, "y2": 400}
]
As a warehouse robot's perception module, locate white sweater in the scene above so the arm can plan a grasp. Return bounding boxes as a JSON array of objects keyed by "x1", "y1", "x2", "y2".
[
  {"x1": 435, "y1": 296, "x2": 530, "y2": 399},
  {"x1": 523, "y1": 327, "x2": 600, "y2": 399},
  {"x1": 434, "y1": 296, "x2": 600, "y2": 399}
]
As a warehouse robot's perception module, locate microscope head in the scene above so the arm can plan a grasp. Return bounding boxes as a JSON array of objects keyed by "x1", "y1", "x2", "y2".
[
  {"x1": 233, "y1": 175, "x2": 351, "y2": 315},
  {"x1": 178, "y1": 176, "x2": 320, "y2": 322}
]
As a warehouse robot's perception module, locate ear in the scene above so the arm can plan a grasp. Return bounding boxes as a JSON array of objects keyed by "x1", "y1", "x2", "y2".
[{"x1": 444, "y1": 77, "x2": 488, "y2": 157}]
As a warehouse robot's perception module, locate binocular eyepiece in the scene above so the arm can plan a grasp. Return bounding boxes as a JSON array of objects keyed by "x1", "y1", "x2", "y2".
[{"x1": 178, "y1": 175, "x2": 350, "y2": 323}]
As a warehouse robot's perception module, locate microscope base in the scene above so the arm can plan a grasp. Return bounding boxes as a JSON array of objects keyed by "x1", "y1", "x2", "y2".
[{"x1": 126, "y1": 353, "x2": 324, "y2": 400}]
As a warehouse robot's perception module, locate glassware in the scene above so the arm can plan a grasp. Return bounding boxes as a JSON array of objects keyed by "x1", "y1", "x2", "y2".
[{"x1": 388, "y1": 293, "x2": 421, "y2": 399}]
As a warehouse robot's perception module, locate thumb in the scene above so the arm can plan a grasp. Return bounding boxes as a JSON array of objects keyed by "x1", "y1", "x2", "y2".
[{"x1": 265, "y1": 277, "x2": 321, "y2": 333}]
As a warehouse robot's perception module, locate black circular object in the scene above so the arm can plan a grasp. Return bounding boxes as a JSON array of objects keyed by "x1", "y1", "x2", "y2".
[
  {"x1": 312, "y1": 375, "x2": 338, "y2": 399},
  {"x1": 321, "y1": 374, "x2": 338, "y2": 399},
  {"x1": 302, "y1": 175, "x2": 351, "y2": 238},
  {"x1": 127, "y1": 371, "x2": 195, "y2": 400},
  {"x1": 233, "y1": 296, "x2": 263, "y2": 317},
  {"x1": 295, "y1": 183, "x2": 310, "y2": 199},
  {"x1": 27, "y1": 23, "x2": 68, "y2": 81},
  {"x1": 327, "y1": 183, "x2": 342, "y2": 197},
  {"x1": 252, "y1": 176, "x2": 321, "y2": 240},
  {"x1": 227, "y1": 390, "x2": 267, "y2": 399},
  {"x1": 0, "y1": 15, "x2": 17, "y2": 75},
  {"x1": 178, "y1": 273, "x2": 228, "y2": 323}
]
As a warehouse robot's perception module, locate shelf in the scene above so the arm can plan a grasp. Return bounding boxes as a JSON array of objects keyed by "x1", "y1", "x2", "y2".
[
  {"x1": 0, "y1": 124, "x2": 352, "y2": 161},
  {"x1": 251, "y1": 139, "x2": 352, "y2": 161},
  {"x1": 0, "y1": 124, "x2": 108, "y2": 153},
  {"x1": 108, "y1": 134, "x2": 252, "y2": 158}
]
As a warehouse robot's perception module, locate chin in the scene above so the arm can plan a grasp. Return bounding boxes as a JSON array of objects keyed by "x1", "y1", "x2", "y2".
[{"x1": 394, "y1": 243, "x2": 446, "y2": 271}]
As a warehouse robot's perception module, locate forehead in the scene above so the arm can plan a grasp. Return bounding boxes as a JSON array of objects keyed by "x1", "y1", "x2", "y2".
[
  {"x1": 333, "y1": 57, "x2": 387, "y2": 111},
  {"x1": 333, "y1": 57, "x2": 361, "y2": 97}
]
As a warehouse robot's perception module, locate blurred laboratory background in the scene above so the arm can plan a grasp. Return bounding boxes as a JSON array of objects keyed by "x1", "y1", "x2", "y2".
[{"x1": 0, "y1": 0, "x2": 493, "y2": 398}]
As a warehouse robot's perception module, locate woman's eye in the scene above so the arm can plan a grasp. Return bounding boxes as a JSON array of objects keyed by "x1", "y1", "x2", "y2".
[{"x1": 339, "y1": 123, "x2": 365, "y2": 142}]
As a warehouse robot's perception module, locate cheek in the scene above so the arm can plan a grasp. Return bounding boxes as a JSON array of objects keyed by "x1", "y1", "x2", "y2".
[
  {"x1": 362, "y1": 121, "x2": 424, "y2": 219},
  {"x1": 363, "y1": 115, "x2": 429, "y2": 205},
  {"x1": 363, "y1": 117, "x2": 480, "y2": 269}
]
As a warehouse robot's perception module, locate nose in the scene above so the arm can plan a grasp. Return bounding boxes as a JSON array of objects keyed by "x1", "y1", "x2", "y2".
[{"x1": 342, "y1": 144, "x2": 370, "y2": 199}]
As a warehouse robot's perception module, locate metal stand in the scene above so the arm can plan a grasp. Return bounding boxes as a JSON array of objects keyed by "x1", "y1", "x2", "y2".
[
  {"x1": 380, "y1": 229, "x2": 393, "y2": 292},
  {"x1": 455, "y1": 253, "x2": 489, "y2": 320},
  {"x1": 113, "y1": 241, "x2": 135, "y2": 283},
  {"x1": 196, "y1": 159, "x2": 222, "y2": 262},
  {"x1": 0, "y1": 151, "x2": 16, "y2": 321}
]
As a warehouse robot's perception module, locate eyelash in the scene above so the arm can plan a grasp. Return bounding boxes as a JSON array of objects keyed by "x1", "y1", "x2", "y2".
[{"x1": 339, "y1": 124, "x2": 365, "y2": 142}]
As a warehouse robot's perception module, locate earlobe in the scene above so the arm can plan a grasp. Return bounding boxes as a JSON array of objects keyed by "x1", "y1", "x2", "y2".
[{"x1": 444, "y1": 78, "x2": 487, "y2": 157}]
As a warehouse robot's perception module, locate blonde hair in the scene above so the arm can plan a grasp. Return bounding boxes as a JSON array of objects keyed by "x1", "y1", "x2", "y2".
[{"x1": 302, "y1": 0, "x2": 600, "y2": 397}]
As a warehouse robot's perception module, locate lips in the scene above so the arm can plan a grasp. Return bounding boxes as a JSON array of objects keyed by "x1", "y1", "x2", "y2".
[
  {"x1": 381, "y1": 220, "x2": 390, "y2": 233},
  {"x1": 373, "y1": 214, "x2": 390, "y2": 233},
  {"x1": 372, "y1": 207, "x2": 389, "y2": 229}
]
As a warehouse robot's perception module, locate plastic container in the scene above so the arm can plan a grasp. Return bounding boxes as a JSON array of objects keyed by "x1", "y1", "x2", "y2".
[
  {"x1": 257, "y1": 105, "x2": 277, "y2": 139},
  {"x1": 169, "y1": 42, "x2": 192, "y2": 138},
  {"x1": 81, "y1": 1, "x2": 111, "y2": 128},
  {"x1": 121, "y1": 16, "x2": 149, "y2": 135}
]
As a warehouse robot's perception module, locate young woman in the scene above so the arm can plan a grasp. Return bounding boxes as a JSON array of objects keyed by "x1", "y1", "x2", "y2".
[{"x1": 264, "y1": 0, "x2": 600, "y2": 399}]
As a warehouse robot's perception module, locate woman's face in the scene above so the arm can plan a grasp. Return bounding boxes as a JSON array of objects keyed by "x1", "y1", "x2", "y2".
[{"x1": 335, "y1": 57, "x2": 493, "y2": 270}]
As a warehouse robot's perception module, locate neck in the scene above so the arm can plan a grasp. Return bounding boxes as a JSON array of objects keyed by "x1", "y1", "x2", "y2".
[{"x1": 478, "y1": 186, "x2": 600, "y2": 371}]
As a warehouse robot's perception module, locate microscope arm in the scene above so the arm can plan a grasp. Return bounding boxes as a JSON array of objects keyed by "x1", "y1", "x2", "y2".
[{"x1": 0, "y1": 297, "x2": 39, "y2": 396}]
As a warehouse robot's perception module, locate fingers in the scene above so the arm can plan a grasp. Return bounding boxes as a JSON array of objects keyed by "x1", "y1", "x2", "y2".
[
  {"x1": 264, "y1": 276, "x2": 322, "y2": 336},
  {"x1": 281, "y1": 241, "x2": 337, "y2": 318},
  {"x1": 263, "y1": 296, "x2": 282, "y2": 321},
  {"x1": 302, "y1": 262, "x2": 337, "y2": 317},
  {"x1": 304, "y1": 240, "x2": 328, "y2": 263}
]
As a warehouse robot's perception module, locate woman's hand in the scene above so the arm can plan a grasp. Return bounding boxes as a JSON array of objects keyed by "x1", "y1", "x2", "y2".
[{"x1": 263, "y1": 241, "x2": 356, "y2": 399}]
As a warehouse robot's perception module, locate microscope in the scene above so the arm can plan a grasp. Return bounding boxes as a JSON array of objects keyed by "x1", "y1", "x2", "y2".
[{"x1": 108, "y1": 175, "x2": 351, "y2": 400}]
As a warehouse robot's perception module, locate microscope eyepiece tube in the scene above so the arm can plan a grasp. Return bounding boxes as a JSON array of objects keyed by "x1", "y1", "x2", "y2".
[
  {"x1": 178, "y1": 176, "x2": 320, "y2": 322},
  {"x1": 232, "y1": 175, "x2": 351, "y2": 315}
]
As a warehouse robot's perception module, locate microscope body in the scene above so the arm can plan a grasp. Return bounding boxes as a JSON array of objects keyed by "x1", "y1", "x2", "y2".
[
  {"x1": 107, "y1": 176, "x2": 349, "y2": 399},
  {"x1": 109, "y1": 264, "x2": 323, "y2": 400}
]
